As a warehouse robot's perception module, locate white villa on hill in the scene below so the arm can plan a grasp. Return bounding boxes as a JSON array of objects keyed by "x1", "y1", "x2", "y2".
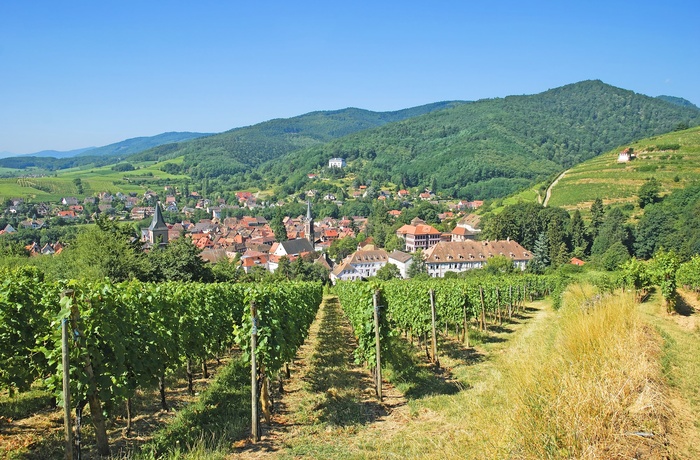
[{"x1": 328, "y1": 158, "x2": 346, "y2": 168}]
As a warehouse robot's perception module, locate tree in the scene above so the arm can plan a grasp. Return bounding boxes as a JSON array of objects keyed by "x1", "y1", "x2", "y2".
[
  {"x1": 591, "y1": 207, "x2": 629, "y2": 256},
  {"x1": 384, "y1": 234, "x2": 405, "y2": 252},
  {"x1": 483, "y1": 255, "x2": 515, "y2": 275},
  {"x1": 528, "y1": 232, "x2": 549, "y2": 274},
  {"x1": 547, "y1": 215, "x2": 567, "y2": 268},
  {"x1": 569, "y1": 210, "x2": 588, "y2": 256},
  {"x1": 589, "y1": 198, "x2": 604, "y2": 238},
  {"x1": 149, "y1": 237, "x2": 211, "y2": 282},
  {"x1": 407, "y1": 249, "x2": 427, "y2": 278},
  {"x1": 270, "y1": 210, "x2": 287, "y2": 242},
  {"x1": 328, "y1": 236, "x2": 358, "y2": 263},
  {"x1": 63, "y1": 224, "x2": 150, "y2": 282},
  {"x1": 638, "y1": 177, "x2": 662, "y2": 209},
  {"x1": 275, "y1": 256, "x2": 292, "y2": 280},
  {"x1": 600, "y1": 241, "x2": 630, "y2": 271},
  {"x1": 376, "y1": 263, "x2": 401, "y2": 280}
]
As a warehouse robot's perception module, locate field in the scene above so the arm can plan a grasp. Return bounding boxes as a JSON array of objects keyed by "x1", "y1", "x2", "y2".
[
  {"x1": 0, "y1": 158, "x2": 189, "y2": 202},
  {"x1": 547, "y1": 126, "x2": 700, "y2": 213}
]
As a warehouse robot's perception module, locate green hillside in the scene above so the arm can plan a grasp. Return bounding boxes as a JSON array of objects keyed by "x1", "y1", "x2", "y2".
[
  {"x1": 260, "y1": 80, "x2": 700, "y2": 200},
  {"x1": 0, "y1": 158, "x2": 188, "y2": 202},
  {"x1": 129, "y1": 102, "x2": 465, "y2": 178},
  {"x1": 546, "y1": 125, "x2": 700, "y2": 212}
]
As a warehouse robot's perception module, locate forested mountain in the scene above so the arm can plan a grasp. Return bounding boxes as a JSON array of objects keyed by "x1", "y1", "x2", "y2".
[
  {"x1": 656, "y1": 95, "x2": 698, "y2": 109},
  {"x1": 260, "y1": 80, "x2": 700, "y2": 200},
  {"x1": 129, "y1": 102, "x2": 465, "y2": 178},
  {"x1": 77, "y1": 132, "x2": 212, "y2": 158}
]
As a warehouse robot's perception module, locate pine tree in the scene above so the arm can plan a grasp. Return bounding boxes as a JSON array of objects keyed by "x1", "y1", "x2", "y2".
[
  {"x1": 529, "y1": 232, "x2": 549, "y2": 274},
  {"x1": 589, "y1": 198, "x2": 604, "y2": 238}
]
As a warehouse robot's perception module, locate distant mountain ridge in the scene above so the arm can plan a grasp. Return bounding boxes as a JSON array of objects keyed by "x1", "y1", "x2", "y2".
[{"x1": 77, "y1": 131, "x2": 212, "y2": 158}]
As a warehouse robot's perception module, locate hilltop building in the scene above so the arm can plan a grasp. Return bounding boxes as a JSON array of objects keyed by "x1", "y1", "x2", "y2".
[{"x1": 328, "y1": 158, "x2": 346, "y2": 168}]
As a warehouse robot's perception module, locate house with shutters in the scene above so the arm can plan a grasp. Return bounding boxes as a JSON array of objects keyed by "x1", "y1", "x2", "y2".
[
  {"x1": 396, "y1": 218, "x2": 442, "y2": 252},
  {"x1": 424, "y1": 240, "x2": 532, "y2": 277}
]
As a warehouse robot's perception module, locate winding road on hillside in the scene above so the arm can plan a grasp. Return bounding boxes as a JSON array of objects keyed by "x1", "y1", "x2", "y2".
[{"x1": 543, "y1": 170, "x2": 568, "y2": 207}]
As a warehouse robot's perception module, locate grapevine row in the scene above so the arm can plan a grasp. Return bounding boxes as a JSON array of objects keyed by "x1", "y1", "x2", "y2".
[
  {"x1": 336, "y1": 275, "x2": 555, "y2": 368},
  {"x1": 0, "y1": 266, "x2": 322, "y2": 454}
]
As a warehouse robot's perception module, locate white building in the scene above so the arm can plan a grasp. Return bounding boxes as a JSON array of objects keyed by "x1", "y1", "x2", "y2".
[
  {"x1": 328, "y1": 157, "x2": 346, "y2": 168},
  {"x1": 424, "y1": 240, "x2": 532, "y2": 278},
  {"x1": 388, "y1": 250, "x2": 413, "y2": 279},
  {"x1": 331, "y1": 245, "x2": 388, "y2": 283}
]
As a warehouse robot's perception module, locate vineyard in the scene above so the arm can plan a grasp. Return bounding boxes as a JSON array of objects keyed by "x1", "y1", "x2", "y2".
[
  {"x1": 336, "y1": 275, "x2": 555, "y2": 374},
  {"x1": 5, "y1": 262, "x2": 697, "y2": 458},
  {"x1": 0, "y1": 266, "x2": 322, "y2": 457}
]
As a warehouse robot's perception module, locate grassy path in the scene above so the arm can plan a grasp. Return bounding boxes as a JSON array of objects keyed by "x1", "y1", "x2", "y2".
[
  {"x1": 234, "y1": 295, "x2": 406, "y2": 458},
  {"x1": 639, "y1": 290, "x2": 700, "y2": 459},
  {"x1": 235, "y1": 295, "x2": 552, "y2": 459}
]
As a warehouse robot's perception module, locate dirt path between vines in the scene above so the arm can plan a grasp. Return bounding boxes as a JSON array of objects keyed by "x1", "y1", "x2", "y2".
[
  {"x1": 233, "y1": 295, "x2": 408, "y2": 458},
  {"x1": 233, "y1": 296, "x2": 550, "y2": 459}
]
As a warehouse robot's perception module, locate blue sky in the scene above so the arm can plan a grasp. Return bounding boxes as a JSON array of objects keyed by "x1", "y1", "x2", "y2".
[{"x1": 1, "y1": 1, "x2": 698, "y2": 154}]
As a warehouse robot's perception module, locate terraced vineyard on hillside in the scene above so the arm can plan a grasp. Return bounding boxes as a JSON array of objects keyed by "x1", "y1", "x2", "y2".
[{"x1": 547, "y1": 126, "x2": 700, "y2": 213}]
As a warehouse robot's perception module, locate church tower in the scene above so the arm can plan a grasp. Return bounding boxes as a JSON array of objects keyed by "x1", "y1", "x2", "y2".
[
  {"x1": 304, "y1": 200, "x2": 314, "y2": 245},
  {"x1": 148, "y1": 202, "x2": 169, "y2": 247}
]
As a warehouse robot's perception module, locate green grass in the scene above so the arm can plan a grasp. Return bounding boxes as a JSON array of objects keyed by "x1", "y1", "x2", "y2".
[
  {"x1": 0, "y1": 389, "x2": 54, "y2": 421},
  {"x1": 138, "y1": 357, "x2": 251, "y2": 459},
  {"x1": 0, "y1": 157, "x2": 191, "y2": 201},
  {"x1": 548, "y1": 126, "x2": 700, "y2": 213},
  {"x1": 638, "y1": 290, "x2": 700, "y2": 458}
]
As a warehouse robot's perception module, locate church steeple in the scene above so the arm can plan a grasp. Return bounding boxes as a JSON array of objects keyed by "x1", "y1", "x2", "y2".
[
  {"x1": 304, "y1": 200, "x2": 314, "y2": 245},
  {"x1": 148, "y1": 202, "x2": 169, "y2": 247}
]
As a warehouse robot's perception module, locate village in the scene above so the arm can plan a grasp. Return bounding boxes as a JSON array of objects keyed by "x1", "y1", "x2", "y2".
[{"x1": 0, "y1": 174, "x2": 532, "y2": 281}]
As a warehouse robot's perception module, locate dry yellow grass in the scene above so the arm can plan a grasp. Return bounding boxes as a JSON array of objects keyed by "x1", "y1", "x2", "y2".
[{"x1": 504, "y1": 286, "x2": 672, "y2": 459}]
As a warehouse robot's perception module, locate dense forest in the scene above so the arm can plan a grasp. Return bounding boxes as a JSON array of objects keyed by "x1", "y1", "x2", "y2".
[
  {"x1": 129, "y1": 102, "x2": 464, "y2": 179},
  {"x1": 258, "y1": 81, "x2": 700, "y2": 200}
]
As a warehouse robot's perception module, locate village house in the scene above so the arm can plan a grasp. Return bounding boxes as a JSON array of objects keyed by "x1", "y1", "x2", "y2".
[
  {"x1": 396, "y1": 218, "x2": 442, "y2": 252},
  {"x1": 268, "y1": 238, "x2": 315, "y2": 272},
  {"x1": 388, "y1": 250, "x2": 413, "y2": 279},
  {"x1": 424, "y1": 240, "x2": 532, "y2": 277},
  {"x1": 331, "y1": 245, "x2": 387, "y2": 283},
  {"x1": 239, "y1": 249, "x2": 270, "y2": 273}
]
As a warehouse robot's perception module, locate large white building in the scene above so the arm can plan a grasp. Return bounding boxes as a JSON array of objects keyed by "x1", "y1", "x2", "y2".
[
  {"x1": 424, "y1": 240, "x2": 532, "y2": 278},
  {"x1": 331, "y1": 246, "x2": 413, "y2": 283},
  {"x1": 328, "y1": 157, "x2": 346, "y2": 168}
]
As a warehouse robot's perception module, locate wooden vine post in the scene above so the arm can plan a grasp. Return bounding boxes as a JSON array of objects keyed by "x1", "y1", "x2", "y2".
[
  {"x1": 479, "y1": 286, "x2": 486, "y2": 331},
  {"x1": 429, "y1": 289, "x2": 440, "y2": 369},
  {"x1": 60, "y1": 289, "x2": 73, "y2": 460},
  {"x1": 373, "y1": 290, "x2": 383, "y2": 401},
  {"x1": 250, "y1": 301, "x2": 260, "y2": 442},
  {"x1": 462, "y1": 297, "x2": 470, "y2": 348}
]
